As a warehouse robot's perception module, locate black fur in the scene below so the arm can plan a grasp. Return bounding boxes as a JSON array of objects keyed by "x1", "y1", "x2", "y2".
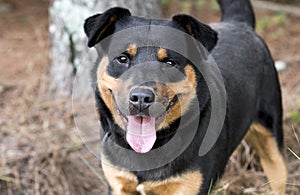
[
  {"x1": 84, "y1": 7, "x2": 131, "y2": 47},
  {"x1": 84, "y1": 0, "x2": 283, "y2": 194},
  {"x1": 172, "y1": 14, "x2": 218, "y2": 52},
  {"x1": 218, "y1": 0, "x2": 256, "y2": 28}
]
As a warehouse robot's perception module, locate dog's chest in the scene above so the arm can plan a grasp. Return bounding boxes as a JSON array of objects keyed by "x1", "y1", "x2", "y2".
[{"x1": 102, "y1": 162, "x2": 203, "y2": 195}]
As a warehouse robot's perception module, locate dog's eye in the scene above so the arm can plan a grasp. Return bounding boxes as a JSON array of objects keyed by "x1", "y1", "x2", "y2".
[
  {"x1": 163, "y1": 59, "x2": 176, "y2": 66},
  {"x1": 116, "y1": 55, "x2": 129, "y2": 64}
]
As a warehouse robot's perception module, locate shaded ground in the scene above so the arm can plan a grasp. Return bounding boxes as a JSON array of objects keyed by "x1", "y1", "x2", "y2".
[{"x1": 0, "y1": 0, "x2": 299, "y2": 194}]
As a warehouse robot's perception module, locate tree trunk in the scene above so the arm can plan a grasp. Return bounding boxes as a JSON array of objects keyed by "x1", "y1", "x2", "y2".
[{"x1": 49, "y1": 0, "x2": 161, "y2": 99}]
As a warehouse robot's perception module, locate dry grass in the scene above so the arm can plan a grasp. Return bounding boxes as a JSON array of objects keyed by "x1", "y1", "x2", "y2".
[
  {"x1": 1, "y1": 92, "x2": 298, "y2": 194},
  {"x1": 0, "y1": 0, "x2": 299, "y2": 194},
  {"x1": 0, "y1": 93, "x2": 105, "y2": 195},
  {"x1": 215, "y1": 125, "x2": 300, "y2": 194}
]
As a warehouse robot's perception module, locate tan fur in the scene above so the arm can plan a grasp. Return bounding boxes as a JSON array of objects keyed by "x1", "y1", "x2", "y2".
[
  {"x1": 97, "y1": 56, "x2": 197, "y2": 131},
  {"x1": 127, "y1": 43, "x2": 137, "y2": 57},
  {"x1": 245, "y1": 122, "x2": 287, "y2": 195},
  {"x1": 139, "y1": 171, "x2": 202, "y2": 195},
  {"x1": 97, "y1": 56, "x2": 124, "y2": 129},
  {"x1": 102, "y1": 158, "x2": 202, "y2": 195},
  {"x1": 157, "y1": 48, "x2": 168, "y2": 61},
  {"x1": 102, "y1": 160, "x2": 139, "y2": 195},
  {"x1": 159, "y1": 65, "x2": 197, "y2": 129}
]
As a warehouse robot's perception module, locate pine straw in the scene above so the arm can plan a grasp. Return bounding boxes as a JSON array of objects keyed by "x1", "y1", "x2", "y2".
[
  {"x1": 215, "y1": 121, "x2": 300, "y2": 195},
  {"x1": 0, "y1": 0, "x2": 298, "y2": 193},
  {"x1": 1, "y1": 113, "x2": 298, "y2": 194},
  {"x1": 0, "y1": 83, "x2": 299, "y2": 195},
  {"x1": 0, "y1": 143, "x2": 105, "y2": 195},
  {"x1": 0, "y1": 84, "x2": 106, "y2": 194}
]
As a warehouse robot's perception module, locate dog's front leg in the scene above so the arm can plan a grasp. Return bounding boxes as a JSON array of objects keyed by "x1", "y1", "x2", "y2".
[{"x1": 102, "y1": 162, "x2": 139, "y2": 195}]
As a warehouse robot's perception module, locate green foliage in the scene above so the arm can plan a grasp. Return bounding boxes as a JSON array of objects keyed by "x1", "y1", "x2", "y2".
[
  {"x1": 195, "y1": 0, "x2": 219, "y2": 13},
  {"x1": 273, "y1": 12, "x2": 288, "y2": 25},
  {"x1": 289, "y1": 99, "x2": 300, "y2": 123},
  {"x1": 257, "y1": 17, "x2": 269, "y2": 33},
  {"x1": 288, "y1": 126, "x2": 300, "y2": 161},
  {"x1": 182, "y1": 1, "x2": 192, "y2": 13},
  {"x1": 297, "y1": 99, "x2": 300, "y2": 107},
  {"x1": 211, "y1": 0, "x2": 220, "y2": 12},
  {"x1": 257, "y1": 12, "x2": 288, "y2": 35},
  {"x1": 196, "y1": 0, "x2": 205, "y2": 7},
  {"x1": 290, "y1": 110, "x2": 300, "y2": 123},
  {"x1": 160, "y1": 0, "x2": 169, "y2": 7}
]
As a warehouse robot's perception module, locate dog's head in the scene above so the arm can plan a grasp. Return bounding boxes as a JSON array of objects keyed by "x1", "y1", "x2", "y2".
[{"x1": 84, "y1": 7, "x2": 217, "y2": 153}]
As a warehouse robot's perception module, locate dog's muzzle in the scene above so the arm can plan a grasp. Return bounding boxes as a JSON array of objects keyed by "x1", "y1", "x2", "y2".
[{"x1": 126, "y1": 87, "x2": 156, "y2": 153}]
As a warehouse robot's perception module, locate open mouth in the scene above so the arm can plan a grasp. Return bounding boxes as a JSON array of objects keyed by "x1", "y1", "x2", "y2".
[
  {"x1": 125, "y1": 116, "x2": 156, "y2": 153},
  {"x1": 116, "y1": 95, "x2": 179, "y2": 153}
]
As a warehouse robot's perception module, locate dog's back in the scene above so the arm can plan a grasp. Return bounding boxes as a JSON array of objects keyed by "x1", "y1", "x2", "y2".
[
  {"x1": 211, "y1": 1, "x2": 287, "y2": 194},
  {"x1": 211, "y1": 0, "x2": 283, "y2": 150}
]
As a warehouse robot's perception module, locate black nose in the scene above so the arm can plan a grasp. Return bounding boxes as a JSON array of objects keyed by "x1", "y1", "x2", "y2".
[{"x1": 129, "y1": 88, "x2": 155, "y2": 111}]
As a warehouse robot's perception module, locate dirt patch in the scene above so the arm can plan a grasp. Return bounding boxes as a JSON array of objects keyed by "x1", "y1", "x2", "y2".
[{"x1": 0, "y1": 0, "x2": 299, "y2": 194}]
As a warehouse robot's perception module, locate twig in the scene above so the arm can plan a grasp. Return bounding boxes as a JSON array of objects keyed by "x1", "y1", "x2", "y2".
[
  {"x1": 0, "y1": 174, "x2": 15, "y2": 183},
  {"x1": 37, "y1": 98, "x2": 69, "y2": 109},
  {"x1": 260, "y1": 176, "x2": 288, "y2": 187},
  {"x1": 286, "y1": 183, "x2": 300, "y2": 187},
  {"x1": 291, "y1": 125, "x2": 300, "y2": 146},
  {"x1": 64, "y1": 143, "x2": 84, "y2": 153},
  {"x1": 288, "y1": 147, "x2": 300, "y2": 160},
  {"x1": 34, "y1": 167, "x2": 41, "y2": 195},
  {"x1": 78, "y1": 154, "x2": 108, "y2": 188}
]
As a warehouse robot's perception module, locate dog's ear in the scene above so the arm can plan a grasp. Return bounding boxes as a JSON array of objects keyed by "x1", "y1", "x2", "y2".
[
  {"x1": 172, "y1": 14, "x2": 217, "y2": 52},
  {"x1": 84, "y1": 7, "x2": 131, "y2": 47}
]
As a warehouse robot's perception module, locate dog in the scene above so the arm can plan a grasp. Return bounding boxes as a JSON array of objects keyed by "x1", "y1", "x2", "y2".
[{"x1": 84, "y1": 0, "x2": 287, "y2": 194}]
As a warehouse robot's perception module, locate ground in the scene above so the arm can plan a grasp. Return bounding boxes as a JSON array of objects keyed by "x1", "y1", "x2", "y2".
[{"x1": 0, "y1": 0, "x2": 299, "y2": 194}]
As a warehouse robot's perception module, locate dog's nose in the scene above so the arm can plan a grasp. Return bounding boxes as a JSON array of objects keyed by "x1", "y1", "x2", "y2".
[{"x1": 129, "y1": 88, "x2": 155, "y2": 111}]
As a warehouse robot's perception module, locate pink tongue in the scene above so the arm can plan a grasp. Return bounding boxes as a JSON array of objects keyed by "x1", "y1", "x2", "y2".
[{"x1": 126, "y1": 116, "x2": 156, "y2": 153}]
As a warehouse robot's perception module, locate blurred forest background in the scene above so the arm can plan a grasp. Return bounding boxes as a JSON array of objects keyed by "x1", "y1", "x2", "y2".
[{"x1": 0, "y1": 0, "x2": 299, "y2": 194}]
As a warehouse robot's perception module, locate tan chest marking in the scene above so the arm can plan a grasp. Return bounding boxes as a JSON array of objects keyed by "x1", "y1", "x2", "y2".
[
  {"x1": 137, "y1": 171, "x2": 202, "y2": 195},
  {"x1": 102, "y1": 161, "x2": 202, "y2": 195}
]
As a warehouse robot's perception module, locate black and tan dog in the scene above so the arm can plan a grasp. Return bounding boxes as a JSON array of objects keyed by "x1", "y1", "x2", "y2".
[{"x1": 84, "y1": 0, "x2": 287, "y2": 194}]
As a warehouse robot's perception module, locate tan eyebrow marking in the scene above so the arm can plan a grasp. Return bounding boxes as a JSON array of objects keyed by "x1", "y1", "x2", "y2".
[
  {"x1": 127, "y1": 43, "x2": 137, "y2": 57},
  {"x1": 157, "y1": 48, "x2": 168, "y2": 61}
]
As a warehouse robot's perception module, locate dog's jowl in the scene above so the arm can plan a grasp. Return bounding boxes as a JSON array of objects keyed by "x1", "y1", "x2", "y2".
[{"x1": 84, "y1": 0, "x2": 287, "y2": 194}]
